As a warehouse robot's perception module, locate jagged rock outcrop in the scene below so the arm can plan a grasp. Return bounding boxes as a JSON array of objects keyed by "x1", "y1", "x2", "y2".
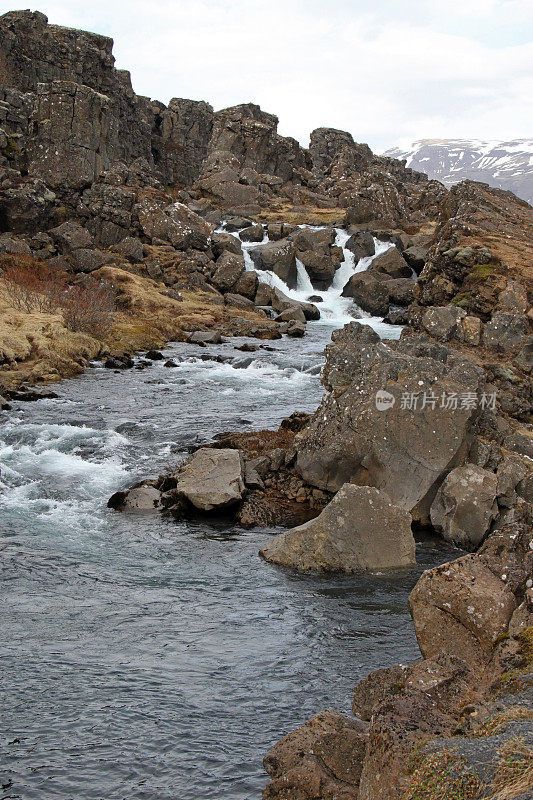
[{"x1": 295, "y1": 322, "x2": 485, "y2": 518}]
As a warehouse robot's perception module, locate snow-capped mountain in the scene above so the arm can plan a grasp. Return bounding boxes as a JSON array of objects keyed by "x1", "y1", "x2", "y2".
[{"x1": 384, "y1": 139, "x2": 533, "y2": 205}]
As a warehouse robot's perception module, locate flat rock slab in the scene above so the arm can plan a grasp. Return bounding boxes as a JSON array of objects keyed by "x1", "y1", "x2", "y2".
[
  {"x1": 176, "y1": 448, "x2": 244, "y2": 511},
  {"x1": 260, "y1": 483, "x2": 415, "y2": 573}
]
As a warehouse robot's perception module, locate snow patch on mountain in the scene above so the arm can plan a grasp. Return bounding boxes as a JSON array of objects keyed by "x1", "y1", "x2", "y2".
[{"x1": 384, "y1": 138, "x2": 533, "y2": 205}]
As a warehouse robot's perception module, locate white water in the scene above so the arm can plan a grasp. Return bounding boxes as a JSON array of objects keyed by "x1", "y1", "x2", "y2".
[{"x1": 220, "y1": 223, "x2": 403, "y2": 339}]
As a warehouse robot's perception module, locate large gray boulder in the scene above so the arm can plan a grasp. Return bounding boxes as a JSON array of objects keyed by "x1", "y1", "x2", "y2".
[
  {"x1": 483, "y1": 312, "x2": 529, "y2": 353},
  {"x1": 260, "y1": 484, "x2": 415, "y2": 573},
  {"x1": 121, "y1": 486, "x2": 162, "y2": 512},
  {"x1": 176, "y1": 448, "x2": 244, "y2": 511},
  {"x1": 290, "y1": 227, "x2": 343, "y2": 289},
  {"x1": 248, "y1": 238, "x2": 297, "y2": 287},
  {"x1": 371, "y1": 247, "x2": 412, "y2": 278},
  {"x1": 342, "y1": 271, "x2": 390, "y2": 316},
  {"x1": 345, "y1": 230, "x2": 375, "y2": 262},
  {"x1": 296, "y1": 323, "x2": 485, "y2": 518},
  {"x1": 211, "y1": 250, "x2": 245, "y2": 291},
  {"x1": 430, "y1": 465, "x2": 498, "y2": 549}
]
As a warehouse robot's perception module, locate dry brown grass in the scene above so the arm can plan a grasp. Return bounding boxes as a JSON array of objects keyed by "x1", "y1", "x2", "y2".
[
  {"x1": 256, "y1": 203, "x2": 347, "y2": 226},
  {"x1": 489, "y1": 737, "x2": 533, "y2": 800}
]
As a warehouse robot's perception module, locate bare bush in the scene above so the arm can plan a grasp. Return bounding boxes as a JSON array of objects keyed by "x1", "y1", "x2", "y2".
[
  {"x1": 1, "y1": 255, "x2": 117, "y2": 340},
  {"x1": 1, "y1": 256, "x2": 68, "y2": 313},
  {"x1": 61, "y1": 280, "x2": 117, "y2": 339}
]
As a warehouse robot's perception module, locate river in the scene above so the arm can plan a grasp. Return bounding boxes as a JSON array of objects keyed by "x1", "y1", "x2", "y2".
[{"x1": 0, "y1": 231, "x2": 458, "y2": 800}]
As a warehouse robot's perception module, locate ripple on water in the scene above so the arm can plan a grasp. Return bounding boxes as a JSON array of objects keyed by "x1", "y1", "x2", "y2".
[{"x1": 0, "y1": 328, "x2": 458, "y2": 800}]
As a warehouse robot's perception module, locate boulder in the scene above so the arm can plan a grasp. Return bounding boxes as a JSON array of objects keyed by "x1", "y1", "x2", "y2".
[
  {"x1": 224, "y1": 292, "x2": 255, "y2": 310},
  {"x1": 50, "y1": 220, "x2": 93, "y2": 251},
  {"x1": 422, "y1": 305, "x2": 466, "y2": 342},
  {"x1": 188, "y1": 330, "x2": 222, "y2": 345},
  {"x1": 211, "y1": 250, "x2": 245, "y2": 291},
  {"x1": 110, "y1": 236, "x2": 144, "y2": 263},
  {"x1": 232, "y1": 270, "x2": 258, "y2": 300},
  {"x1": 248, "y1": 238, "x2": 297, "y2": 287},
  {"x1": 514, "y1": 335, "x2": 533, "y2": 373},
  {"x1": 383, "y1": 277, "x2": 415, "y2": 306},
  {"x1": 135, "y1": 199, "x2": 212, "y2": 251},
  {"x1": 371, "y1": 246, "x2": 412, "y2": 278},
  {"x1": 270, "y1": 287, "x2": 320, "y2": 321},
  {"x1": 403, "y1": 244, "x2": 428, "y2": 274},
  {"x1": 210, "y1": 231, "x2": 242, "y2": 258},
  {"x1": 408, "y1": 549, "x2": 517, "y2": 665},
  {"x1": 176, "y1": 448, "x2": 244, "y2": 511},
  {"x1": 71, "y1": 248, "x2": 113, "y2": 273},
  {"x1": 342, "y1": 271, "x2": 390, "y2": 316},
  {"x1": 275, "y1": 306, "x2": 306, "y2": 324},
  {"x1": 286, "y1": 320, "x2": 306, "y2": 337},
  {"x1": 260, "y1": 484, "x2": 415, "y2": 573},
  {"x1": 430, "y1": 464, "x2": 498, "y2": 549},
  {"x1": 291, "y1": 227, "x2": 342, "y2": 289},
  {"x1": 240, "y1": 223, "x2": 264, "y2": 242},
  {"x1": 116, "y1": 486, "x2": 161, "y2": 512},
  {"x1": 263, "y1": 710, "x2": 367, "y2": 800},
  {"x1": 345, "y1": 230, "x2": 375, "y2": 262},
  {"x1": 296, "y1": 323, "x2": 484, "y2": 516},
  {"x1": 483, "y1": 312, "x2": 529, "y2": 353}
]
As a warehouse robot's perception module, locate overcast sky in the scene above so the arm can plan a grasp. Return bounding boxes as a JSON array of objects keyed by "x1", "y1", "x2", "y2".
[{"x1": 1, "y1": 0, "x2": 532, "y2": 151}]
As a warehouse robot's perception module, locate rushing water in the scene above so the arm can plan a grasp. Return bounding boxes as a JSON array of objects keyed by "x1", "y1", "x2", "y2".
[{"x1": 0, "y1": 232, "x2": 458, "y2": 800}]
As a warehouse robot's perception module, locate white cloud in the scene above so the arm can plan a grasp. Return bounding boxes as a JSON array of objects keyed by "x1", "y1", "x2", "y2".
[{"x1": 0, "y1": 0, "x2": 531, "y2": 150}]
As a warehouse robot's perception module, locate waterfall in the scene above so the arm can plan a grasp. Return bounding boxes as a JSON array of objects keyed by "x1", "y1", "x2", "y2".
[{"x1": 217, "y1": 223, "x2": 402, "y2": 338}]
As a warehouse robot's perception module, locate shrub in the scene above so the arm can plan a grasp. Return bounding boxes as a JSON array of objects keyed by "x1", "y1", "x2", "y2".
[
  {"x1": 60, "y1": 280, "x2": 117, "y2": 339},
  {"x1": 1, "y1": 255, "x2": 68, "y2": 313}
]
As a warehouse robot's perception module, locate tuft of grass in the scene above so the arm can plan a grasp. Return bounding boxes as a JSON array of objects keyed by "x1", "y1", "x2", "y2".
[
  {"x1": 404, "y1": 749, "x2": 482, "y2": 800},
  {"x1": 471, "y1": 707, "x2": 533, "y2": 739},
  {"x1": 489, "y1": 737, "x2": 533, "y2": 800}
]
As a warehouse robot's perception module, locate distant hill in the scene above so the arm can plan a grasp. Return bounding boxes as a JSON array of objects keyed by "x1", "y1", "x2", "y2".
[{"x1": 384, "y1": 138, "x2": 533, "y2": 205}]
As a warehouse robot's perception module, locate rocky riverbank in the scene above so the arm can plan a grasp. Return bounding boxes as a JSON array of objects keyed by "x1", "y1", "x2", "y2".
[{"x1": 0, "y1": 8, "x2": 532, "y2": 800}]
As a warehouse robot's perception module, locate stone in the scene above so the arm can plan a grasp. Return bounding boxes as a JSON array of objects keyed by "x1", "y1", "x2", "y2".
[
  {"x1": 422, "y1": 305, "x2": 466, "y2": 342},
  {"x1": 50, "y1": 220, "x2": 93, "y2": 252},
  {"x1": 403, "y1": 244, "x2": 428, "y2": 274},
  {"x1": 383, "y1": 277, "x2": 415, "y2": 306},
  {"x1": 457, "y1": 315, "x2": 482, "y2": 346},
  {"x1": 0, "y1": 236, "x2": 31, "y2": 255},
  {"x1": 341, "y1": 271, "x2": 390, "y2": 316},
  {"x1": 239, "y1": 223, "x2": 264, "y2": 242},
  {"x1": 286, "y1": 320, "x2": 306, "y2": 337},
  {"x1": 211, "y1": 250, "x2": 245, "y2": 291},
  {"x1": 188, "y1": 330, "x2": 223, "y2": 345},
  {"x1": 408, "y1": 552, "x2": 517, "y2": 665},
  {"x1": 232, "y1": 270, "x2": 258, "y2": 300},
  {"x1": 483, "y1": 311, "x2": 529, "y2": 353},
  {"x1": 296, "y1": 323, "x2": 484, "y2": 516},
  {"x1": 224, "y1": 292, "x2": 255, "y2": 310},
  {"x1": 497, "y1": 281, "x2": 529, "y2": 314},
  {"x1": 345, "y1": 230, "x2": 375, "y2": 262},
  {"x1": 248, "y1": 238, "x2": 297, "y2": 287},
  {"x1": 210, "y1": 231, "x2": 242, "y2": 258},
  {"x1": 260, "y1": 484, "x2": 415, "y2": 573},
  {"x1": 136, "y1": 199, "x2": 212, "y2": 251},
  {"x1": 429, "y1": 464, "x2": 498, "y2": 550},
  {"x1": 514, "y1": 335, "x2": 533, "y2": 373},
  {"x1": 263, "y1": 710, "x2": 367, "y2": 800},
  {"x1": 118, "y1": 486, "x2": 161, "y2": 512},
  {"x1": 176, "y1": 448, "x2": 244, "y2": 511},
  {"x1": 71, "y1": 248, "x2": 113, "y2": 273},
  {"x1": 110, "y1": 236, "x2": 144, "y2": 263},
  {"x1": 371, "y1": 247, "x2": 412, "y2": 278},
  {"x1": 275, "y1": 306, "x2": 306, "y2": 324}
]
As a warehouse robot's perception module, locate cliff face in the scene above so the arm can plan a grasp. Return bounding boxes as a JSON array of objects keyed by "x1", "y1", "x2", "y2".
[{"x1": 0, "y1": 10, "x2": 435, "y2": 226}]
